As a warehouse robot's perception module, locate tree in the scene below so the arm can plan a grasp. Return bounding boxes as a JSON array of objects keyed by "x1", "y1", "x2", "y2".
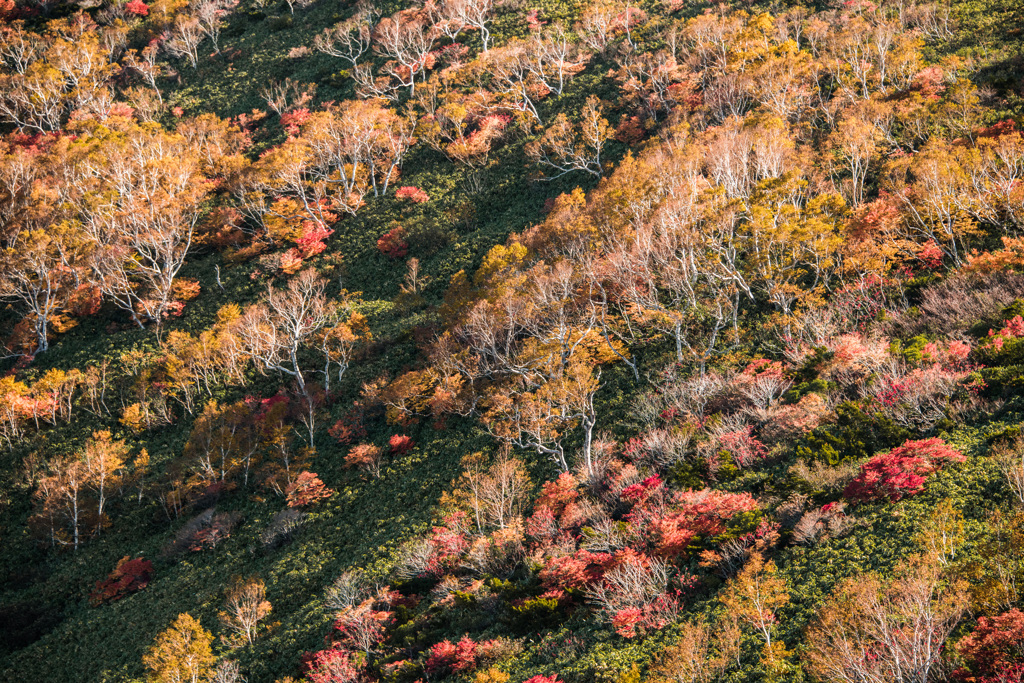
[
  {"x1": 210, "y1": 660, "x2": 245, "y2": 683},
  {"x1": 720, "y1": 552, "x2": 790, "y2": 676},
  {"x1": 442, "y1": 246, "x2": 621, "y2": 472},
  {"x1": 742, "y1": 174, "x2": 846, "y2": 320},
  {"x1": 425, "y1": 636, "x2": 492, "y2": 675},
  {"x1": 364, "y1": 8, "x2": 437, "y2": 96},
  {"x1": 219, "y1": 578, "x2": 272, "y2": 647},
  {"x1": 229, "y1": 269, "x2": 335, "y2": 441},
  {"x1": 291, "y1": 100, "x2": 415, "y2": 215},
  {"x1": 77, "y1": 119, "x2": 210, "y2": 331},
  {"x1": 0, "y1": 226, "x2": 79, "y2": 354},
  {"x1": 917, "y1": 500, "x2": 966, "y2": 567},
  {"x1": 324, "y1": 570, "x2": 368, "y2": 614},
  {"x1": 143, "y1": 613, "x2": 216, "y2": 683},
  {"x1": 843, "y1": 438, "x2": 966, "y2": 502},
  {"x1": 820, "y1": 13, "x2": 921, "y2": 102},
  {"x1": 805, "y1": 553, "x2": 968, "y2": 683},
  {"x1": 615, "y1": 46, "x2": 691, "y2": 120},
  {"x1": 528, "y1": 26, "x2": 589, "y2": 96},
  {"x1": 332, "y1": 590, "x2": 395, "y2": 656},
  {"x1": 748, "y1": 47, "x2": 813, "y2": 122},
  {"x1": 0, "y1": 22, "x2": 42, "y2": 78},
  {"x1": 647, "y1": 488, "x2": 759, "y2": 558},
  {"x1": 965, "y1": 131, "x2": 1024, "y2": 232},
  {"x1": 577, "y1": 0, "x2": 638, "y2": 53},
  {"x1": 648, "y1": 617, "x2": 739, "y2": 683},
  {"x1": 162, "y1": 325, "x2": 243, "y2": 415},
  {"x1": 995, "y1": 436, "x2": 1024, "y2": 507},
  {"x1": 316, "y1": 302, "x2": 370, "y2": 396},
  {"x1": 123, "y1": 44, "x2": 167, "y2": 104},
  {"x1": 829, "y1": 108, "x2": 880, "y2": 207},
  {"x1": 251, "y1": 394, "x2": 311, "y2": 495},
  {"x1": 32, "y1": 452, "x2": 91, "y2": 550},
  {"x1": 185, "y1": 400, "x2": 259, "y2": 486},
  {"x1": 483, "y1": 356, "x2": 601, "y2": 473},
  {"x1": 584, "y1": 550, "x2": 679, "y2": 638},
  {"x1": 305, "y1": 649, "x2": 359, "y2": 683},
  {"x1": 0, "y1": 15, "x2": 116, "y2": 131},
  {"x1": 415, "y1": 76, "x2": 507, "y2": 167},
  {"x1": 0, "y1": 377, "x2": 34, "y2": 449},
  {"x1": 345, "y1": 443, "x2": 385, "y2": 478},
  {"x1": 192, "y1": 0, "x2": 232, "y2": 54},
  {"x1": 285, "y1": 471, "x2": 333, "y2": 507},
  {"x1": 164, "y1": 15, "x2": 204, "y2": 69},
  {"x1": 954, "y1": 608, "x2": 1024, "y2": 682},
  {"x1": 90, "y1": 556, "x2": 154, "y2": 605},
  {"x1": 435, "y1": 0, "x2": 500, "y2": 51},
  {"x1": 482, "y1": 43, "x2": 546, "y2": 123},
  {"x1": 527, "y1": 95, "x2": 612, "y2": 178},
  {"x1": 314, "y1": 8, "x2": 376, "y2": 68},
  {"x1": 0, "y1": 112, "x2": 88, "y2": 357},
  {"x1": 604, "y1": 195, "x2": 737, "y2": 370},
  {"x1": 259, "y1": 78, "x2": 316, "y2": 118},
  {"x1": 34, "y1": 368, "x2": 80, "y2": 424},
  {"x1": 886, "y1": 138, "x2": 991, "y2": 266},
  {"x1": 0, "y1": 135, "x2": 50, "y2": 240},
  {"x1": 81, "y1": 429, "x2": 127, "y2": 533},
  {"x1": 446, "y1": 451, "x2": 531, "y2": 532}
]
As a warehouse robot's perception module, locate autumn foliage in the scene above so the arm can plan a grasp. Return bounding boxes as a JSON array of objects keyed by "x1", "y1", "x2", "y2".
[
  {"x1": 143, "y1": 613, "x2": 216, "y2": 683},
  {"x1": 345, "y1": 443, "x2": 385, "y2": 477},
  {"x1": 377, "y1": 226, "x2": 409, "y2": 259},
  {"x1": 90, "y1": 556, "x2": 154, "y2": 606},
  {"x1": 844, "y1": 438, "x2": 966, "y2": 502},
  {"x1": 285, "y1": 471, "x2": 334, "y2": 508},
  {"x1": 5, "y1": 0, "x2": 1024, "y2": 680},
  {"x1": 219, "y1": 577, "x2": 272, "y2": 647},
  {"x1": 388, "y1": 434, "x2": 414, "y2": 454},
  {"x1": 395, "y1": 186, "x2": 429, "y2": 203},
  {"x1": 425, "y1": 636, "x2": 489, "y2": 675},
  {"x1": 305, "y1": 648, "x2": 360, "y2": 683},
  {"x1": 955, "y1": 609, "x2": 1024, "y2": 683}
]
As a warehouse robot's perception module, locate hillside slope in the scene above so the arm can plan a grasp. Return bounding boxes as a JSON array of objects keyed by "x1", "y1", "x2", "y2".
[{"x1": 1, "y1": 0, "x2": 1024, "y2": 681}]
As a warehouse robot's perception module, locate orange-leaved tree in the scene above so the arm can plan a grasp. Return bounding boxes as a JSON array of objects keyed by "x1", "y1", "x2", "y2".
[{"x1": 219, "y1": 577, "x2": 272, "y2": 647}]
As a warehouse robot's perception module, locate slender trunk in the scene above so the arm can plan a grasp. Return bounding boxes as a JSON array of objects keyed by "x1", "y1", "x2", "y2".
[
  {"x1": 582, "y1": 416, "x2": 594, "y2": 475},
  {"x1": 36, "y1": 315, "x2": 48, "y2": 355},
  {"x1": 96, "y1": 476, "x2": 106, "y2": 533},
  {"x1": 290, "y1": 348, "x2": 307, "y2": 396},
  {"x1": 674, "y1": 319, "x2": 685, "y2": 363},
  {"x1": 305, "y1": 398, "x2": 316, "y2": 447},
  {"x1": 130, "y1": 309, "x2": 146, "y2": 329},
  {"x1": 322, "y1": 356, "x2": 332, "y2": 395},
  {"x1": 555, "y1": 445, "x2": 568, "y2": 472},
  {"x1": 72, "y1": 488, "x2": 80, "y2": 551}
]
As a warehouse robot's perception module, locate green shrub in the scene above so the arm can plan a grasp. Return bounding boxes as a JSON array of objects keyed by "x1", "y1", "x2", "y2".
[{"x1": 796, "y1": 402, "x2": 911, "y2": 466}]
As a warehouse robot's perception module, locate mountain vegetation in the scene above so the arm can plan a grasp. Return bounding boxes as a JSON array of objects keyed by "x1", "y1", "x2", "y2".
[{"x1": 1, "y1": 0, "x2": 1024, "y2": 680}]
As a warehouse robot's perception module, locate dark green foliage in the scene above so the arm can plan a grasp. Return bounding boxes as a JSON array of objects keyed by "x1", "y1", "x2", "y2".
[
  {"x1": 890, "y1": 335, "x2": 932, "y2": 365},
  {"x1": 664, "y1": 459, "x2": 706, "y2": 491},
  {"x1": 509, "y1": 596, "x2": 565, "y2": 633},
  {"x1": 796, "y1": 402, "x2": 911, "y2": 466}
]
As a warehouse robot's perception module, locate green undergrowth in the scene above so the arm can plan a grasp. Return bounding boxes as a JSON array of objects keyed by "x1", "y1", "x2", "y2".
[{"x1": 2, "y1": 0, "x2": 1024, "y2": 679}]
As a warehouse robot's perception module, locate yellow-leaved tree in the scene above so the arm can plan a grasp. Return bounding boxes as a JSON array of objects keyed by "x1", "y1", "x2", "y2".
[
  {"x1": 720, "y1": 552, "x2": 792, "y2": 680},
  {"x1": 143, "y1": 613, "x2": 216, "y2": 683}
]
